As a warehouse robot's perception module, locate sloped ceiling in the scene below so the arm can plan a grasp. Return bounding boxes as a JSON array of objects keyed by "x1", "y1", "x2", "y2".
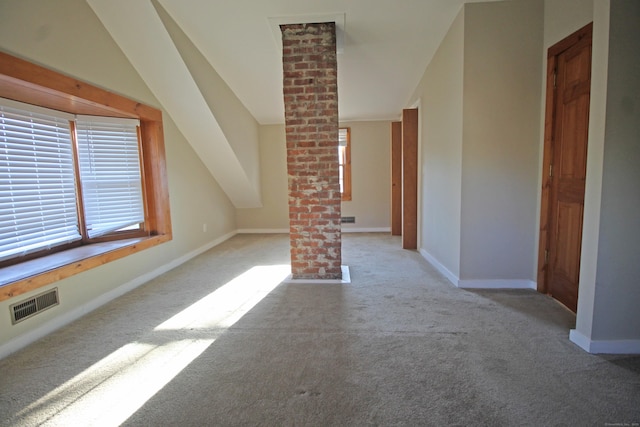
[
  {"x1": 154, "y1": 0, "x2": 504, "y2": 124},
  {"x1": 87, "y1": 0, "x2": 503, "y2": 207}
]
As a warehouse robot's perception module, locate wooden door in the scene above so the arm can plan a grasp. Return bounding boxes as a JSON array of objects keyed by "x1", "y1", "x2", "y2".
[
  {"x1": 538, "y1": 23, "x2": 592, "y2": 312},
  {"x1": 402, "y1": 109, "x2": 418, "y2": 249},
  {"x1": 391, "y1": 121, "x2": 402, "y2": 236}
]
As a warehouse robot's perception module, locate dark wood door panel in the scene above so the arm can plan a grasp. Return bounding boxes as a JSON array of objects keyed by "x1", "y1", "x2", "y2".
[
  {"x1": 557, "y1": 178, "x2": 586, "y2": 204},
  {"x1": 552, "y1": 201, "x2": 584, "y2": 284},
  {"x1": 542, "y1": 23, "x2": 592, "y2": 312},
  {"x1": 402, "y1": 108, "x2": 418, "y2": 250},
  {"x1": 391, "y1": 121, "x2": 402, "y2": 236}
]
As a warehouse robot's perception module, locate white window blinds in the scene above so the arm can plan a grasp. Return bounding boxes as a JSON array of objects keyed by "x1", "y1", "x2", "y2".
[
  {"x1": 0, "y1": 99, "x2": 81, "y2": 261},
  {"x1": 338, "y1": 128, "x2": 348, "y2": 193},
  {"x1": 75, "y1": 116, "x2": 144, "y2": 238},
  {"x1": 338, "y1": 128, "x2": 348, "y2": 147}
]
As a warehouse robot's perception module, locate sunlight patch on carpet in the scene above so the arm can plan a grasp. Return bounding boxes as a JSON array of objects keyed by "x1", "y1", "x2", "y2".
[
  {"x1": 156, "y1": 264, "x2": 290, "y2": 330},
  {"x1": 14, "y1": 265, "x2": 290, "y2": 426}
]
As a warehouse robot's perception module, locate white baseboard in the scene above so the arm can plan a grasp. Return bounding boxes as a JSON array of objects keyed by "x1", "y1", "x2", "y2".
[
  {"x1": 237, "y1": 227, "x2": 391, "y2": 234},
  {"x1": 570, "y1": 329, "x2": 640, "y2": 354},
  {"x1": 341, "y1": 227, "x2": 390, "y2": 233},
  {"x1": 0, "y1": 230, "x2": 237, "y2": 361},
  {"x1": 418, "y1": 249, "x2": 536, "y2": 290},
  {"x1": 237, "y1": 228, "x2": 289, "y2": 234},
  {"x1": 419, "y1": 249, "x2": 459, "y2": 286},
  {"x1": 457, "y1": 279, "x2": 536, "y2": 290}
]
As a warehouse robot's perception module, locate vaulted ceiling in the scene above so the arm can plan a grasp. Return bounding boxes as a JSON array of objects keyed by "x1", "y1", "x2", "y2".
[
  {"x1": 152, "y1": 0, "x2": 490, "y2": 124},
  {"x1": 86, "y1": 0, "x2": 503, "y2": 207},
  {"x1": 89, "y1": 0, "x2": 507, "y2": 124}
]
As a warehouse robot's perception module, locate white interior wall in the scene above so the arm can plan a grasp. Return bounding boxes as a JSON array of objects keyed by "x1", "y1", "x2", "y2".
[
  {"x1": 543, "y1": 0, "x2": 595, "y2": 46},
  {"x1": 153, "y1": 1, "x2": 262, "y2": 194},
  {"x1": 573, "y1": 0, "x2": 607, "y2": 344},
  {"x1": 86, "y1": 0, "x2": 261, "y2": 208},
  {"x1": 411, "y1": 1, "x2": 543, "y2": 287},
  {"x1": 410, "y1": 9, "x2": 465, "y2": 281},
  {"x1": 236, "y1": 125, "x2": 290, "y2": 231},
  {"x1": 571, "y1": 0, "x2": 640, "y2": 353},
  {"x1": 460, "y1": 0, "x2": 543, "y2": 284},
  {"x1": 585, "y1": 0, "x2": 640, "y2": 349},
  {"x1": 236, "y1": 121, "x2": 392, "y2": 232},
  {"x1": 0, "y1": 0, "x2": 236, "y2": 355},
  {"x1": 340, "y1": 121, "x2": 392, "y2": 231}
]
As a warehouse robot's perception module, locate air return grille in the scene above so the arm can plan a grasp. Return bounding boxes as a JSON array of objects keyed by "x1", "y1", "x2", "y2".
[{"x1": 10, "y1": 288, "x2": 59, "y2": 325}]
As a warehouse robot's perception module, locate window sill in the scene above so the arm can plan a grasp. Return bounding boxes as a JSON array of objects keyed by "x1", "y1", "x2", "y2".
[{"x1": 0, "y1": 234, "x2": 171, "y2": 302}]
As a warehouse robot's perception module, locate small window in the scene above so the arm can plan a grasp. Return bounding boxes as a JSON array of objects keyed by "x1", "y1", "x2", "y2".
[
  {"x1": 338, "y1": 127, "x2": 351, "y2": 201},
  {"x1": 0, "y1": 99, "x2": 148, "y2": 265}
]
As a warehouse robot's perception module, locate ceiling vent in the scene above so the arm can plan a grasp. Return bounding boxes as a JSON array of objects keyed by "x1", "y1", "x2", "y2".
[{"x1": 10, "y1": 288, "x2": 59, "y2": 325}]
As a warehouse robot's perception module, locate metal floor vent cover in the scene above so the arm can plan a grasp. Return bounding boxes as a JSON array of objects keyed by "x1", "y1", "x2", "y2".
[{"x1": 10, "y1": 288, "x2": 59, "y2": 325}]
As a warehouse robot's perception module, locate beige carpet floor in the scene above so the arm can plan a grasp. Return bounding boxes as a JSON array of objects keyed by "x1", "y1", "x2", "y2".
[{"x1": 1, "y1": 233, "x2": 639, "y2": 426}]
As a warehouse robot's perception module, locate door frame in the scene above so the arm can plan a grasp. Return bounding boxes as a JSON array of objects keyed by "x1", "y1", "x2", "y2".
[
  {"x1": 391, "y1": 121, "x2": 402, "y2": 236},
  {"x1": 402, "y1": 108, "x2": 419, "y2": 250},
  {"x1": 537, "y1": 22, "x2": 593, "y2": 294}
]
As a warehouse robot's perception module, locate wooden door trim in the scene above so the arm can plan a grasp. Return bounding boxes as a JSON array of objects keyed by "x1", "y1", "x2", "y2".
[
  {"x1": 537, "y1": 22, "x2": 593, "y2": 294},
  {"x1": 402, "y1": 108, "x2": 418, "y2": 249},
  {"x1": 391, "y1": 121, "x2": 402, "y2": 236}
]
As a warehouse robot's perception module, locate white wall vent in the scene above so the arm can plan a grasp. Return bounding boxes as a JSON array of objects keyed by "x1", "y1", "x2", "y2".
[{"x1": 10, "y1": 288, "x2": 59, "y2": 325}]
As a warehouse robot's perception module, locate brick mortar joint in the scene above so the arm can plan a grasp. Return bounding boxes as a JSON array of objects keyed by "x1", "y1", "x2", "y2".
[{"x1": 281, "y1": 20, "x2": 341, "y2": 279}]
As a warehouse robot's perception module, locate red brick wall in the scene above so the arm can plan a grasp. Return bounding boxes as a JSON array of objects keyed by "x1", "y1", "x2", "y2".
[{"x1": 281, "y1": 22, "x2": 342, "y2": 280}]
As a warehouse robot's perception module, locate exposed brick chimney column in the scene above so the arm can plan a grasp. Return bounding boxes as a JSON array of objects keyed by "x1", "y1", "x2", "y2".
[{"x1": 280, "y1": 22, "x2": 342, "y2": 280}]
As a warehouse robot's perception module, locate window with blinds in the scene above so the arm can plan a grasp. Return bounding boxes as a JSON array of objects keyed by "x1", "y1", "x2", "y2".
[
  {"x1": 0, "y1": 98, "x2": 146, "y2": 264},
  {"x1": 76, "y1": 116, "x2": 144, "y2": 238},
  {"x1": 338, "y1": 127, "x2": 351, "y2": 201}
]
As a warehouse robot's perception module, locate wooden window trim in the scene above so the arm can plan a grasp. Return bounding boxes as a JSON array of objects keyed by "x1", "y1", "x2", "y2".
[
  {"x1": 340, "y1": 127, "x2": 352, "y2": 201},
  {"x1": 0, "y1": 51, "x2": 172, "y2": 302}
]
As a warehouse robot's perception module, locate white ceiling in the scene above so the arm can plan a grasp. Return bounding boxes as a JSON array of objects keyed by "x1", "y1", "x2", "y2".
[
  {"x1": 88, "y1": 0, "x2": 504, "y2": 207},
  {"x1": 149, "y1": 0, "x2": 501, "y2": 125}
]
